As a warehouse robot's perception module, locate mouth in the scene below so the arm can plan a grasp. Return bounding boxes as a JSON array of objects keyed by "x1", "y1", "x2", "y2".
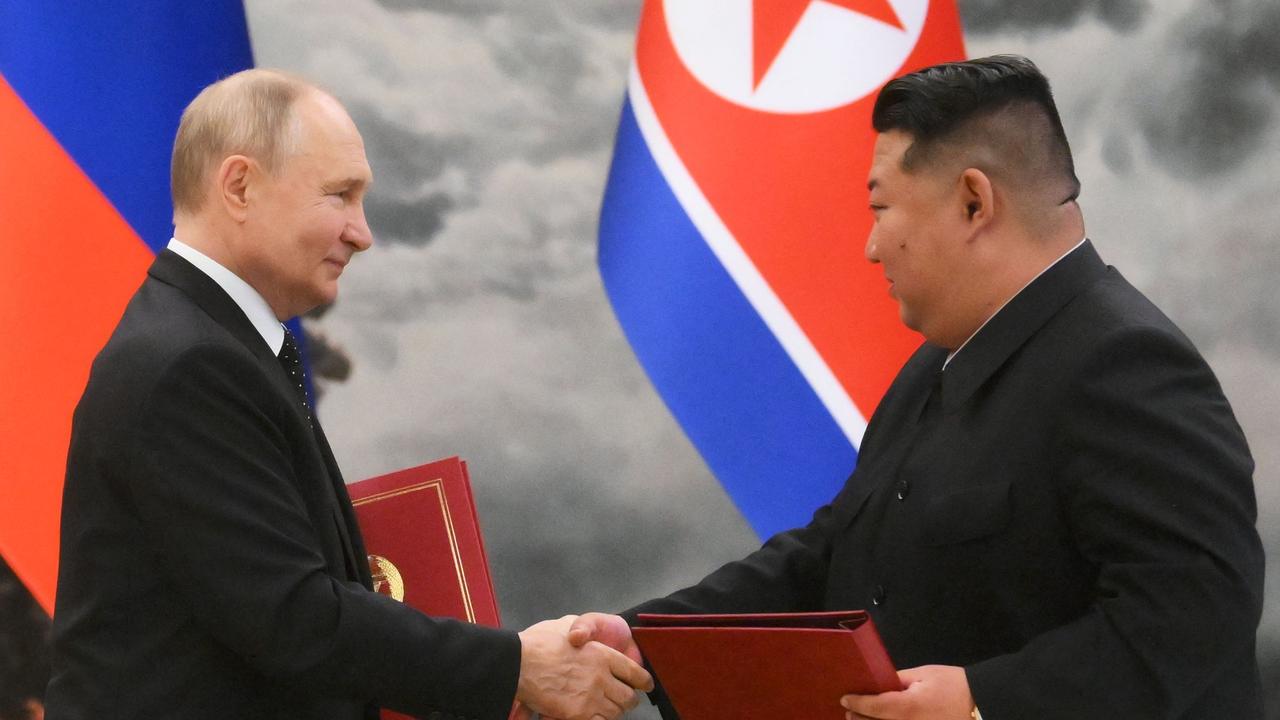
[{"x1": 324, "y1": 258, "x2": 349, "y2": 270}]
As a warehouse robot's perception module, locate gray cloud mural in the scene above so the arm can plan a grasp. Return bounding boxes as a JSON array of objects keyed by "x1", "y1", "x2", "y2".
[
  {"x1": 959, "y1": 0, "x2": 1150, "y2": 35},
  {"x1": 364, "y1": 192, "x2": 453, "y2": 247},
  {"x1": 1137, "y1": 0, "x2": 1280, "y2": 177},
  {"x1": 374, "y1": 0, "x2": 641, "y2": 31},
  {"x1": 348, "y1": 104, "x2": 460, "y2": 189},
  {"x1": 244, "y1": 1, "x2": 1280, "y2": 716}
]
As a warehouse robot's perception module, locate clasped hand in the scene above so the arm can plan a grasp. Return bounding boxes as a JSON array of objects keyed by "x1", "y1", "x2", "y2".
[{"x1": 513, "y1": 614, "x2": 653, "y2": 720}]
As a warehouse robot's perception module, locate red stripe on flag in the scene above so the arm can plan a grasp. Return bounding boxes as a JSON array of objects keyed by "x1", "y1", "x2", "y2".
[
  {"x1": 0, "y1": 72, "x2": 154, "y2": 613},
  {"x1": 635, "y1": 2, "x2": 966, "y2": 418}
]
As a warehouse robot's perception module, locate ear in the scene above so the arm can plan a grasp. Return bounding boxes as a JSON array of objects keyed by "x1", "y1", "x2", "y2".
[
  {"x1": 216, "y1": 154, "x2": 254, "y2": 223},
  {"x1": 959, "y1": 167, "x2": 995, "y2": 233}
]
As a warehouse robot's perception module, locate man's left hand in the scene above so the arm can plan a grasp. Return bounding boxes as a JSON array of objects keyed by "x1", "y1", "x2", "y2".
[{"x1": 841, "y1": 665, "x2": 973, "y2": 720}]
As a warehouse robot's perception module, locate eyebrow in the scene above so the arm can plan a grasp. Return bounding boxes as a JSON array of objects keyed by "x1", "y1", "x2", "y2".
[{"x1": 325, "y1": 176, "x2": 371, "y2": 191}]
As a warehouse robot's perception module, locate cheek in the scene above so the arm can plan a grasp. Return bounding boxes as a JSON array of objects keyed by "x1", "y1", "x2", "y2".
[
  {"x1": 879, "y1": 223, "x2": 909, "y2": 264},
  {"x1": 298, "y1": 211, "x2": 343, "y2": 252},
  {"x1": 881, "y1": 213, "x2": 916, "y2": 250}
]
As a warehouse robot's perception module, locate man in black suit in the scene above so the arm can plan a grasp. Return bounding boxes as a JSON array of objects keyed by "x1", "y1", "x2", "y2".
[
  {"x1": 47, "y1": 69, "x2": 650, "y2": 720},
  {"x1": 570, "y1": 55, "x2": 1264, "y2": 719}
]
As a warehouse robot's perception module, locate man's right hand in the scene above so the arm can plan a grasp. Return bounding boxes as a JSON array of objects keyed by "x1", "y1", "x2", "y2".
[{"x1": 516, "y1": 615, "x2": 653, "y2": 720}]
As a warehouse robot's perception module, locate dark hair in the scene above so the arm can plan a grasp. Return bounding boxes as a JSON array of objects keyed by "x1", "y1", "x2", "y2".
[
  {"x1": 872, "y1": 54, "x2": 1079, "y2": 199},
  {"x1": 0, "y1": 561, "x2": 49, "y2": 720}
]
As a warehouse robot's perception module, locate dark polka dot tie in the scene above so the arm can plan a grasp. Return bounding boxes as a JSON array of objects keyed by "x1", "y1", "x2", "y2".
[{"x1": 278, "y1": 329, "x2": 312, "y2": 427}]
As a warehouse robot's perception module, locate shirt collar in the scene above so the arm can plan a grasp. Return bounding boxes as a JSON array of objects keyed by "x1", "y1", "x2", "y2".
[
  {"x1": 166, "y1": 238, "x2": 286, "y2": 355},
  {"x1": 944, "y1": 236, "x2": 1088, "y2": 370}
]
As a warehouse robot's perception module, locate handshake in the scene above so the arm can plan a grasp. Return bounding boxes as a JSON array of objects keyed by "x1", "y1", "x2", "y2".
[
  {"x1": 514, "y1": 613, "x2": 976, "y2": 720},
  {"x1": 513, "y1": 613, "x2": 646, "y2": 720}
]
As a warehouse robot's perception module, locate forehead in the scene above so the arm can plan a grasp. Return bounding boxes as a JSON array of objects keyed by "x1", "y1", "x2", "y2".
[
  {"x1": 290, "y1": 93, "x2": 372, "y2": 179},
  {"x1": 867, "y1": 131, "x2": 912, "y2": 189}
]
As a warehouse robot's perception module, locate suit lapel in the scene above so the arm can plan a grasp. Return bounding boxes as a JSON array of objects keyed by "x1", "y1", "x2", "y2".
[
  {"x1": 149, "y1": 250, "x2": 279, "y2": 365},
  {"x1": 939, "y1": 240, "x2": 1109, "y2": 414},
  {"x1": 836, "y1": 242, "x2": 1107, "y2": 527},
  {"x1": 148, "y1": 250, "x2": 367, "y2": 585},
  {"x1": 150, "y1": 251, "x2": 314, "y2": 425},
  {"x1": 310, "y1": 420, "x2": 372, "y2": 588}
]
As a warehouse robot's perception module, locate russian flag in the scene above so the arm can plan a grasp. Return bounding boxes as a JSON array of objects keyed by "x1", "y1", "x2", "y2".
[
  {"x1": 599, "y1": 0, "x2": 966, "y2": 539},
  {"x1": 0, "y1": 2, "x2": 255, "y2": 612}
]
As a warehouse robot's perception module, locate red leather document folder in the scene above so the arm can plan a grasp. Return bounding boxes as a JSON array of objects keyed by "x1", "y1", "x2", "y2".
[
  {"x1": 349, "y1": 458, "x2": 501, "y2": 720},
  {"x1": 632, "y1": 611, "x2": 902, "y2": 720}
]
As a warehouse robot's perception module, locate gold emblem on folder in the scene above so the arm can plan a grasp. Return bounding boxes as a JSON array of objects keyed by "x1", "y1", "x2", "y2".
[
  {"x1": 353, "y1": 478, "x2": 478, "y2": 622},
  {"x1": 368, "y1": 554, "x2": 406, "y2": 602}
]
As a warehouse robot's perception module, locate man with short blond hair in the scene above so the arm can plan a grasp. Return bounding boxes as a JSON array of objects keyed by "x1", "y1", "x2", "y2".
[
  {"x1": 169, "y1": 69, "x2": 307, "y2": 215},
  {"x1": 47, "y1": 69, "x2": 651, "y2": 720}
]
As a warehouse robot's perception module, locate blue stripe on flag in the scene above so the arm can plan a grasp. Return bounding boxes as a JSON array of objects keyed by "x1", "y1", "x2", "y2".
[
  {"x1": 599, "y1": 99, "x2": 856, "y2": 539},
  {"x1": 0, "y1": 1, "x2": 253, "y2": 252}
]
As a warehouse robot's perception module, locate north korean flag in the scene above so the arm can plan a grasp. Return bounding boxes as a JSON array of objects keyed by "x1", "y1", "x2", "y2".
[{"x1": 599, "y1": 0, "x2": 966, "y2": 538}]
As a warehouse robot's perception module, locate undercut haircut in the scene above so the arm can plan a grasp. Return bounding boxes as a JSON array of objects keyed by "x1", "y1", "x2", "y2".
[
  {"x1": 170, "y1": 69, "x2": 313, "y2": 215},
  {"x1": 872, "y1": 54, "x2": 1081, "y2": 204}
]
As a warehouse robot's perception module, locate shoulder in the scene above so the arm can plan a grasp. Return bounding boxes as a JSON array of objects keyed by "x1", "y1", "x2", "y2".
[
  {"x1": 79, "y1": 277, "x2": 277, "y2": 427},
  {"x1": 1042, "y1": 269, "x2": 1248, "y2": 462},
  {"x1": 1052, "y1": 267, "x2": 1196, "y2": 352},
  {"x1": 1017, "y1": 267, "x2": 1210, "y2": 392},
  {"x1": 105, "y1": 275, "x2": 266, "y2": 371}
]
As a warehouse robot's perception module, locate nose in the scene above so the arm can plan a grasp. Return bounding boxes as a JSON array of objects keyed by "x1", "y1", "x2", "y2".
[
  {"x1": 864, "y1": 228, "x2": 880, "y2": 264},
  {"x1": 344, "y1": 201, "x2": 374, "y2": 252}
]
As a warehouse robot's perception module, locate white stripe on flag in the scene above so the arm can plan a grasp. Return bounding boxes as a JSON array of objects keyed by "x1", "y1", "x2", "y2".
[{"x1": 626, "y1": 63, "x2": 868, "y2": 449}]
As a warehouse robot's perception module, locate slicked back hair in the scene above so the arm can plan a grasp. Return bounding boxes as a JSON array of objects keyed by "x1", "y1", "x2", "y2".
[
  {"x1": 872, "y1": 54, "x2": 1081, "y2": 204},
  {"x1": 170, "y1": 69, "x2": 313, "y2": 215}
]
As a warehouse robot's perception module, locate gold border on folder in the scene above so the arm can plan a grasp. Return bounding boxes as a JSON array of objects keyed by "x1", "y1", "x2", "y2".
[{"x1": 353, "y1": 478, "x2": 477, "y2": 623}]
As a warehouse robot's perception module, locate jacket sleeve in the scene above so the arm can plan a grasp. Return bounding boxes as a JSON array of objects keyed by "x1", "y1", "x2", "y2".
[
  {"x1": 621, "y1": 345, "x2": 933, "y2": 623},
  {"x1": 126, "y1": 343, "x2": 521, "y2": 720},
  {"x1": 966, "y1": 326, "x2": 1263, "y2": 719},
  {"x1": 622, "y1": 476, "x2": 859, "y2": 720},
  {"x1": 623, "y1": 476, "x2": 865, "y2": 622}
]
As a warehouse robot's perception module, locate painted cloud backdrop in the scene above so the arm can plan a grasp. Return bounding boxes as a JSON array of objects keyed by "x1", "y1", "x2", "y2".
[{"x1": 246, "y1": 0, "x2": 1280, "y2": 715}]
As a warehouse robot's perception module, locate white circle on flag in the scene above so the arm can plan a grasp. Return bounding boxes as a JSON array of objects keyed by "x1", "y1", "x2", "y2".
[{"x1": 664, "y1": 0, "x2": 930, "y2": 114}]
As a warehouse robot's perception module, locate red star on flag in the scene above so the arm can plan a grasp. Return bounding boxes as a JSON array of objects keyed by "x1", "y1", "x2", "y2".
[{"x1": 753, "y1": 0, "x2": 905, "y2": 89}]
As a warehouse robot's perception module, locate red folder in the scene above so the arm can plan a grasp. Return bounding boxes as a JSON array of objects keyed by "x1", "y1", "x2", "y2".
[
  {"x1": 632, "y1": 611, "x2": 902, "y2": 720},
  {"x1": 349, "y1": 458, "x2": 501, "y2": 720}
]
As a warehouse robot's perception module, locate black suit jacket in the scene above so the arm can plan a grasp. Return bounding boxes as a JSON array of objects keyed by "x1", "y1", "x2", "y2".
[
  {"x1": 629, "y1": 242, "x2": 1264, "y2": 719},
  {"x1": 48, "y1": 251, "x2": 521, "y2": 720}
]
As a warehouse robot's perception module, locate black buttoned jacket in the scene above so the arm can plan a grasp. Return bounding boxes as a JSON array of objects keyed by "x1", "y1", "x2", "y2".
[
  {"x1": 48, "y1": 251, "x2": 520, "y2": 720},
  {"x1": 628, "y1": 241, "x2": 1264, "y2": 719}
]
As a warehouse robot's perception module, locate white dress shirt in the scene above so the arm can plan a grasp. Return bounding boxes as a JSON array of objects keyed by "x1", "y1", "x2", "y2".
[{"x1": 166, "y1": 238, "x2": 285, "y2": 355}]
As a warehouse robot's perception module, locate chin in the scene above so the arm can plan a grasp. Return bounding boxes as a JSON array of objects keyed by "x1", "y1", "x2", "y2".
[
  {"x1": 897, "y1": 307, "x2": 918, "y2": 333},
  {"x1": 317, "y1": 284, "x2": 340, "y2": 306},
  {"x1": 291, "y1": 289, "x2": 335, "y2": 318}
]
